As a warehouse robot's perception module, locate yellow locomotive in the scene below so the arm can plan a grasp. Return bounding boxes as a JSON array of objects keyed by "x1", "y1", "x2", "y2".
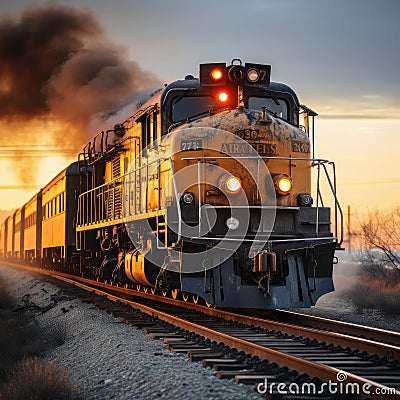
[{"x1": 75, "y1": 59, "x2": 343, "y2": 308}]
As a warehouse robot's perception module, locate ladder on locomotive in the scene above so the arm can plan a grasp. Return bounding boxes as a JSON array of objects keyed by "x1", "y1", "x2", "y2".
[{"x1": 106, "y1": 158, "x2": 123, "y2": 220}]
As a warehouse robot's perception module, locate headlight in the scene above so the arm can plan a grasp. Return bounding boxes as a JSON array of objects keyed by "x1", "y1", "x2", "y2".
[
  {"x1": 226, "y1": 217, "x2": 239, "y2": 230},
  {"x1": 273, "y1": 174, "x2": 292, "y2": 195},
  {"x1": 225, "y1": 176, "x2": 241, "y2": 194}
]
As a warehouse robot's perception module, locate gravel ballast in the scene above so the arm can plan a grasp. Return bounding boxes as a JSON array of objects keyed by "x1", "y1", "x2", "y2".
[{"x1": 0, "y1": 264, "x2": 261, "y2": 400}]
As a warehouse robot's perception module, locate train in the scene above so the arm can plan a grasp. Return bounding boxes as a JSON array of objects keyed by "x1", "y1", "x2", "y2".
[{"x1": 0, "y1": 59, "x2": 343, "y2": 309}]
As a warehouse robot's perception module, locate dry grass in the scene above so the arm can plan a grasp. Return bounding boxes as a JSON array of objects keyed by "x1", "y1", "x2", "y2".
[
  {"x1": 1, "y1": 357, "x2": 77, "y2": 400},
  {"x1": 0, "y1": 280, "x2": 80, "y2": 399},
  {"x1": 342, "y1": 249, "x2": 400, "y2": 314},
  {"x1": 344, "y1": 276, "x2": 400, "y2": 314}
]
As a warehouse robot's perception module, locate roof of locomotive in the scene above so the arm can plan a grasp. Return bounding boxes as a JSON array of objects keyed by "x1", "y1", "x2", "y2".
[{"x1": 160, "y1": 77, "x2": 300, "y2": 106}]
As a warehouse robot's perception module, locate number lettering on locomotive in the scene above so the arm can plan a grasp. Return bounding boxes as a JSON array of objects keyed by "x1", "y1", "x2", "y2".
[
  {"x1": 180, "y1": 139, "x2": 203, "y2": 151},
  {"x1": 234, "y1": 129, "x2": 268, "y2": 140},
  {"x1": 292, "y1": 140, "x2": 310, "y2": 153}
]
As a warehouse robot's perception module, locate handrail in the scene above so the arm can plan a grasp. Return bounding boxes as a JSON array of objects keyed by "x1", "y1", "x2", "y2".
[
  {"x1": 321, "y1": 162, "x2": 344, "y2": 245},
  {"x1": 182, "y1": 156, "x2": 331, "y2": 162},
  {"x1": 76, "y1": 156, "x2": 178, "y2": 231},
  {"x1": 197, "y1": 160, "x2": 202, "y2": 237},
  {"x1": 169, "y1": 158, "x2": 182, "y2": 244}
]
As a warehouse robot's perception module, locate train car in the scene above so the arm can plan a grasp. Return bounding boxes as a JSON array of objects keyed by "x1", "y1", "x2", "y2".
[
  {"x1": 23, "y1": 191, "x2": 42, "y2": 263},
  {"x1": 0, "y1": 218, "x2": 6, "y2": 258},
  {"x1": 41, "y1": 162, "x2": 80, "y2": 269},
  {"x1": 13, "y1": 207, "x2": 25, "y2": 261},
  {"x1": 6, "y1": 212, "x2": 16, "y2": 259},
  {"x1": 76, "y1": 59, "x2": 343, "y2": 308}
]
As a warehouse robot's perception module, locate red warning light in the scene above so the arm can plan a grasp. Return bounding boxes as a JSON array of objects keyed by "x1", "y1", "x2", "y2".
[
  {"x1": 200, "y1": 63, "x2": 226, "y2": 86},
  {"x1": 217, "y1": 91, "x2": 229, "y2": 102},
  {"x1": 210, "y1": 68, "x2": 223, "y2": 81}
]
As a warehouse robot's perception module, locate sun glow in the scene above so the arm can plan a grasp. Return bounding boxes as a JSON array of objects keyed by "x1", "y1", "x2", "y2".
[{"x1": 0, "y1": 118, "x2": 81, "y2": 212}]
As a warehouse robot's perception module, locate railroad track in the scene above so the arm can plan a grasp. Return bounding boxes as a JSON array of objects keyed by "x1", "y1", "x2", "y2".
[
  {"x1": 5, "y1": 263, "x2": 400, "y2": 399},
  {"x1": 247, "y1": 309, "x2": 400, "y2": 347}
]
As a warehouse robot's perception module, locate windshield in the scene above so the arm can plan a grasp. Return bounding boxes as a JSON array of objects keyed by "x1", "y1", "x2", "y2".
[
  {"x1": 172, "y1": 96, "x2": 215, "y2": 122},
  {"x1": 248, "y1": 97, "x2": 288, "y2": 120}
]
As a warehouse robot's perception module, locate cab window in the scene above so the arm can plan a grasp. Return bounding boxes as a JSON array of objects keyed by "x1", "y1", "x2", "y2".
[
  {"x1": 248, "y1": 97, "x2": 288, "y2": 120},
  {"x1": 172, "y1": 96, "x2": 214, "y2": 122},
  {"x1": 140, "y1": 108, "x2": 158, "y2": 148}
]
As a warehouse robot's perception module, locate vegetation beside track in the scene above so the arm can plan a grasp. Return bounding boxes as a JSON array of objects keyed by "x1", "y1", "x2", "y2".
[{"x1": 0, "y1": 278, "x2": 81, "y2": 400}]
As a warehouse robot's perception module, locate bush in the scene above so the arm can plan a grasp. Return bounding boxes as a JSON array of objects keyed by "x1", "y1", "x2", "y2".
[
  {"x1": 2, "y1": 357, "x2": 78, "y2": 400},
  {"x1": 344, "y1": 280, "x2": 400, "y2": 314},
  {"x1": 357, "y1": 206, "x2": 400, "y2": 285},
  {"x1": 344, "y1": 206, "x2": 400, "y2": 314}
]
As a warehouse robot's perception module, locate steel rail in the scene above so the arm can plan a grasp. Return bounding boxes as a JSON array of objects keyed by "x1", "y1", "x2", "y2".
[{"x1": 273, "y1": 309, "x2": 400, "y2": 347}]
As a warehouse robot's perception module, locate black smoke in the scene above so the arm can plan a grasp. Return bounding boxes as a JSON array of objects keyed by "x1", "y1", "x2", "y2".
[{"x1": 0, "y1": 3, "x2": 160, "y2": 183}]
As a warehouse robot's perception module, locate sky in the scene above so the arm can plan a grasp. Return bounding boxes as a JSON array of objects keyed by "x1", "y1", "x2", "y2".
[{"x1": 0, "y1": 0, "x2": 399, "y2": 224}]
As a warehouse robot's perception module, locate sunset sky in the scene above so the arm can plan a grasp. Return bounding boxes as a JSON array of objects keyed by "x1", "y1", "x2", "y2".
[{"x1": 0, "y1": 0, "x2": 399, "y2": 222}]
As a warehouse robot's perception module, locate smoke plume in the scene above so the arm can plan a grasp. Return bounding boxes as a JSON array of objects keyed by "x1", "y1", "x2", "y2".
[{"x1": 0, "y1": 3, "x2": 160, "y2": 184}]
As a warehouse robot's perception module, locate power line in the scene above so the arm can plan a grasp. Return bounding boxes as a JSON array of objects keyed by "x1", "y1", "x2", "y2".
[
  {"x1": 339, "y1": 179, "x2": 400, "y2": 186},
  {"x1": 0, "y1": 185, "x2": 41, "y2": 190},
  {"x1": 0, "y1": 155, "x2": 76, "y2": 159}
]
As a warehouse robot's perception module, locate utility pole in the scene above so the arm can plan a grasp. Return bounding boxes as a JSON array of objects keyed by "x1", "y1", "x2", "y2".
[{"x1": 347, "y1": 205, "x2": 352, "y2": 252}]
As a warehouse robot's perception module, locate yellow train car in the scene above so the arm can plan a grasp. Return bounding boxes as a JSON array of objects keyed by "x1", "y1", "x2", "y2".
[
  {"x1": 41, "y1": 162, "x2": 80, "y2": 268},
  {"x1": 6, "y1": 213, "x2": 15, "y2": 258},
  {"x1": 23, "y1": 191, "x2": 42, "y2": 263},
  {"x1": 0, "y1": 217, "x2": 5, "y2": 258},
  {"x1": 13, "y1": 207, "x2": 24, "y2": 261}
]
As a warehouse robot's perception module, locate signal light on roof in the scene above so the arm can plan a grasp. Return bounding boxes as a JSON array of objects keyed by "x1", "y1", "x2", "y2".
[
  {"x1": 211, "y1": 68, "x2": 223, "y2": 81},
  {"x1": 200, "y1": 62, "x2": 226, "y2": 86},
  {"x1": 244, "y1": 63, "x2": 271, "y2": 86},
  {"x1": 217, "y1": 91, "x2": 229, "y2": 102}
]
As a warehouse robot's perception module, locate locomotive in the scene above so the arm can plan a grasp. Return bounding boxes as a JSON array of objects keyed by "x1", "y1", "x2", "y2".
[{"x1": 0, "y1": 60, "x2": 343, "y2": 308}]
